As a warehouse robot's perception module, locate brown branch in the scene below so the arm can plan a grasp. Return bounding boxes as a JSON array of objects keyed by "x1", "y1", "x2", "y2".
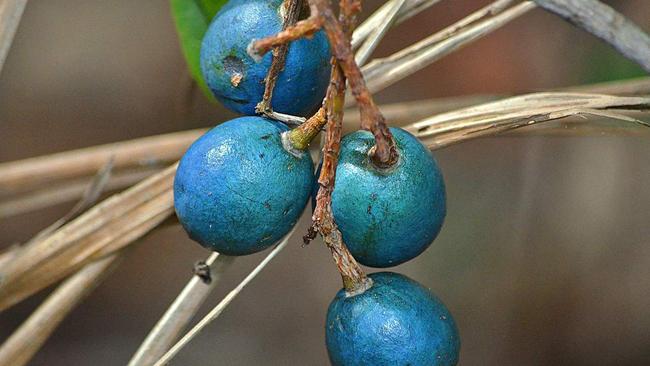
[
  {"x1": 309, "y1": 0, "x2": 398, "y2": 168},
  {"x1": 249, "y1": 16, "x2": 323, "y2": 60},
  {"x1": 251, "y1": 0, "x2": 399, "y2": 168},
  {"x1": 303, "y1": 0, "x2": 371, "y2": 295},
  {"x1": 255, "y1": 0, "x2": 307, "y2": 114}
]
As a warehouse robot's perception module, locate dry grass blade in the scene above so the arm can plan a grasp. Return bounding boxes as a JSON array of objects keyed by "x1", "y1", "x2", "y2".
[
  {"x1": 354, "y1": 0, "x2": 406, "y2": 66},
  {"x1": 0, "y1": 165, "x2": 176, "y2": 311},
  {"x1": 352, "y1": 0, "x2": 442, "y2": 48},
  {"x1": 2, "y1": 78, "x2": 649, "y2": 218},
  {"x1": 0, "y1": 0, "x2": 27, "y2": 74},
  {"x1": 408, "y1": 93, "x2": 650, "y2": 149},
  {"x1": 128, "y1": 253, "x2": 234, "y2": 366},
  {"x1": 0, "y1": 129, "x2": 199, "y2": 198},
  {"x1": 0, "y1": 253, "x2": 123, "y2": 366},
  {"x1": 0, "y1": 168, "x2": 159, "y2": 219},
  {"x1": 359, "y1": 0, "x2": 533, "y2": 98},
  {"x1": 29, "y1": 157, "x2": 115, "y2": 243},
  {"x1": 533, "y1": 0, "x2": 650, "y2": 72},
  {"x1": 1, "y1": 93, "x2": 648, "y2": 311},
  {"x1": 153, "y1": 227, "x2": 298, "y2": 366}
]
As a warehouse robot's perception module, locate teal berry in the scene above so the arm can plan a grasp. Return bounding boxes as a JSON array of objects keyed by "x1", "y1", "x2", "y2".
[
  {"x1": 326, "y1": 272, "x2": 460, "y2": 366},
  {"x1": 173, "y1": 116, "x2": 313, "y2": 255},
  {"x1": 331, "y1": 128, "x2": 446, "y2": 267},
  {"x1": 200, "y1": 0, "x2": 331, "y2": 116}
]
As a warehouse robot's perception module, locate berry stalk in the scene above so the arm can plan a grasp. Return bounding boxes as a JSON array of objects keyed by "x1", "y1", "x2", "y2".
[
  {"x1": 250, "y1": 0, "x2": 400, "y2": 168},
  {"x1": 255, "y1": 0, "x2": 305, "y2": 115}
]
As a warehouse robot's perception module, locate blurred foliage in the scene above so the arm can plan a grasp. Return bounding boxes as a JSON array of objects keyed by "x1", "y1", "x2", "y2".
[
  {"x1": 170, "y1": 0, "x2": 227, "y2": 101},
  {"x1": 580, "y1": 41, "x2": 646, "y2": 84}
]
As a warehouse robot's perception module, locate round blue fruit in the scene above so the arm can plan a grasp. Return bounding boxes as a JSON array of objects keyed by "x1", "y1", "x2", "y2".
[
  {"x1": 173, "y1": 116, "x2": 313, "y2": 255},
  {"x1": 200, "y1": 0, "x2": 331, "y2": 116},
  {"x1": 326, "y1": 272, "x2": 460, "y2": 366},
  {"x1": 331, "y1": 128, "x2": 446, "y2": 267}
]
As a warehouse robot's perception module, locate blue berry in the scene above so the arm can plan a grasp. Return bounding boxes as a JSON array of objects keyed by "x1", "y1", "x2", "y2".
[
  {"x1": 326, "y1": 272, "x2": 460, "y2": 366},
  {"x1": 332, "y1": 128, "x2": 446, "y2": 267},
  {"x1": 173, "y1": 116, "x2": 313, "y2": 255},
  {"x1": 200, "y1": 0, "x2": 330, "y2": 116}
]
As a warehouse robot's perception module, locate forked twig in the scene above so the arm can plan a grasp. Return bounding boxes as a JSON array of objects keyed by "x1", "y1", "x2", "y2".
[
  {"x1": 128, "y1": 253, "x2": 234, "y2": 366},
  {"x1": 153, "y1": 226, "x2": 298, "y2": 366},
  {"x1": 533, "y1": 0, "x2": 650, "y2": 72}
]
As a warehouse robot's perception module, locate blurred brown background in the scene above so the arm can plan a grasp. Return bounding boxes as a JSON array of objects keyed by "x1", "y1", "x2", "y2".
[{"x1": 1, "y1": 0, "x2": 650, "y2": 365}]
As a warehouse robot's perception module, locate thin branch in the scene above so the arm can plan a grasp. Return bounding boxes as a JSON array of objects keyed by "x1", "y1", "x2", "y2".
[
  {"x1": 153, "y1": 227, "x2": 298, "y2": 366},
  {"x1": 128, "y1": 253, "x2": 234, "y2": 366},
  {"x1": 533, "y1": 0, "x2": 650, "y2": 72},
  {"x1": 256, "y1": 0, "x2": 305, "y2": 116},
  {"x1": 0, "y1": 168, "x2": 158, "y2": 219},
  {"x1": 409, "y1": 93, "x2": 650, "y2": 149},
  {"x1": 351, "y1": 0, "x2": 442, "y2": 49},
  {"x1": 354, "y1": 0, "x2": 405, "y2": 66},
  {"x1": 0, "y1": 252, "x2": 123, "y2": 366},
  {"x1": 0, "y1": 129, "x2": 200, "y2": 198},
  {"x1": 360, "y1": 0, "x2": 534, "y2": 97},
  {"x1": 0, "y1": 0, "x2": 27, "y2": 74},
  {"x1": 2, "y1": 78, "x2": 649, "y2": 218}
]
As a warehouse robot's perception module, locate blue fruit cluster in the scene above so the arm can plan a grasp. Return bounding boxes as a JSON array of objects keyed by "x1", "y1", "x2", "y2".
[
  {"x1": 326, "y1": 272, "x2": 460, "y2": 366},
  {"x1": 175, "y1": 1, "x2": 459, "y2": 364},
  {"x1": 200, "y1": 0, "x2": 330, "y2": 116}
]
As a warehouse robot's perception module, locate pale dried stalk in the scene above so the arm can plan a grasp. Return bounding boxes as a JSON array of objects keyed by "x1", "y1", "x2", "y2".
[
  {"x1": 0, "y1": 165, "x2": 176, "y2": 311},
  {"x1": 0, "y1": 253, "x2": 122, "y2": 366},
  {"x1": 1, "y1": 93, "x2": 648, "y2": 311},
  {"x1": 533, "y1": 0, "x2": 650, "y2": 72},
  {"x1": 3, "y1": 77, "x2": 650, "y2": 219},
  {"x1": 0, "y1": 129, "x2": 199, "y2": 198},
  {"x1": 128, "y1": 253, "x2": 234, "y2": 366},
  {"x1": 0, "y1": 168, "x2": 160, "y2": 218},
  {"x1": 410, "y1": 93, "x2": 650, "y2": 149},
  {"x1": 351, "y1": 0, "x2": 442, "y2": 48},
  {"x1": 359, "y1": 1, "x2": 535, "y2": 98},
  {"x1": 354, "y1": 0, "x2": 406, "y2": 66},
  {"x1": 153, "y1": 227, "x2": 297, "y2": 366},
  {"x1": 0, "y1": 0, "x2": 27, "y2": 74}
]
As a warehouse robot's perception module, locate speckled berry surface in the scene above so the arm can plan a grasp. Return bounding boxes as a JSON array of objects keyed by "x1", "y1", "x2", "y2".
[
  {"x1": 200, "y1": 0, "x2": 330, "y2": 116},
  {"x1": 173, "y1": 116, "x2": 313, "y2": 255},
  {"x1": 331, "y1": 128, "x2": 446, "y2": 267},
  {"x1": 326, "y1": 272, "x2": 460, "y2": 366}
]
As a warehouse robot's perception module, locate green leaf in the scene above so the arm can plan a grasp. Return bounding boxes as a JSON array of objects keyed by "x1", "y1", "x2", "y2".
[{"x1": 170, "y1": 0, "x2": 228, "y2": 101}]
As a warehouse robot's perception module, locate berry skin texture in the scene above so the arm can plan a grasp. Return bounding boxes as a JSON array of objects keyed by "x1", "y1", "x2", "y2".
[
  {"x1": 331, "y1": 128, "x2": 446, "y2": 268},
  {"x1": 200, "y1": 0, "x2": 331, "y2": 116},
  {"x1": 326, "y1": 272, "x2": 460, "y2": 366},
  {"x1": 173, "y1": 116, "x2": 313, "y2": 255}
]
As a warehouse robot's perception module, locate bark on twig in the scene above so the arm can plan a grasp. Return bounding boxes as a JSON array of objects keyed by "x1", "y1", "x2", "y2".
[
  {"x1": 533, "y1": 0, "x2": 650, "y2": 72},
  {"x1": 255, "y1": 0, "x2": 306, "y2": 116}
]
